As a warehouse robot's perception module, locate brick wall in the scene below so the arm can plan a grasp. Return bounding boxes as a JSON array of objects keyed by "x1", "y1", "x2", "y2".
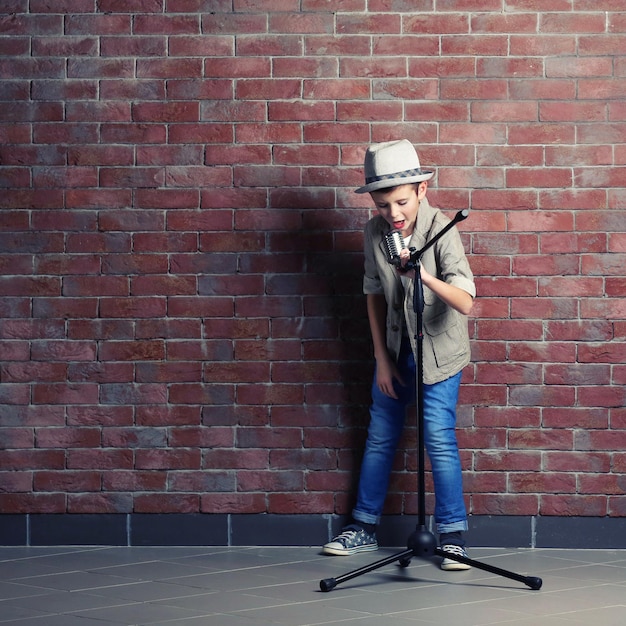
[{"x1": 1, "y1": 1, "x2": 626, "y2": 542}]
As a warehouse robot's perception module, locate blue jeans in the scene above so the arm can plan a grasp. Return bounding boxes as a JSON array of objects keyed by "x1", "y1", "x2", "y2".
[{"x1": 353, "y1": 340, "x2": 467, "y2": 535}]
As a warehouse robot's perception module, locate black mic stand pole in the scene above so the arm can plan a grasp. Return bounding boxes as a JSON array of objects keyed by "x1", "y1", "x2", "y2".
[{"x1": 320, "y1": 210, "x2": 542, "y2": 592}]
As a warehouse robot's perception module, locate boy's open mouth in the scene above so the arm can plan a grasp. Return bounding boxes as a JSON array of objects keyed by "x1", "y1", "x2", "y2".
[{"x1": 393, "y1": 220, "x2": 405, "y2": 230}]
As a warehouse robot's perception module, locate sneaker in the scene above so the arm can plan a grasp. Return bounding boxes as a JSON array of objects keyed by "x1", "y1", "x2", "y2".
[
  {"x1": 440, "y1": 544, "x2": 471, "y2": 571},
  {"x1": 322, "y1": 526, "x2": 378, "y2": 556}
]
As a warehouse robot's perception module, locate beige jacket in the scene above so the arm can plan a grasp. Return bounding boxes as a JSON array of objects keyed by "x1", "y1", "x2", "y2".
[{"x1": 363, "y1": 197, "x2": 476, "y2": 385}]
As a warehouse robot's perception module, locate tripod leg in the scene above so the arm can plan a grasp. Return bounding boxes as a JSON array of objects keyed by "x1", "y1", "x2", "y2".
[
  {"x1": 320, "y1": 548, "x2": 414, "y2": 592},
  {"x1": 434, "y1": 547, "x2": 542, "y2": 590}
]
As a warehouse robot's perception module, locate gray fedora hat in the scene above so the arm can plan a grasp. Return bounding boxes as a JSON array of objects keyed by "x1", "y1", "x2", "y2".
[{"x1": 355, "y1": 139, "x2": 434, "y2": 194}]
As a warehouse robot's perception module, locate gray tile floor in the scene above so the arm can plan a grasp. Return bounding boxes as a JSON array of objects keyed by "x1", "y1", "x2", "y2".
[{"x1": 1, "y1": 544, "x2": 625, "y2": 625}]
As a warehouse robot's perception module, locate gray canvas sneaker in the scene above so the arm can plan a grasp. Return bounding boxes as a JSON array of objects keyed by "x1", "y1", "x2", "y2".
[
  {"x1": 322, "y1": 526, "x2": 378, "y2": 556},
  {"x1": 440, "y1": 544, "x2": 471, "y2": 571}
]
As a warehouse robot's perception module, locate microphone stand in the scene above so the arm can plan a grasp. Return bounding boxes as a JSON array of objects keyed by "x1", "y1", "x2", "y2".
[{"x1": 320, "y1": 210, "x2": 542, "y2": 592}]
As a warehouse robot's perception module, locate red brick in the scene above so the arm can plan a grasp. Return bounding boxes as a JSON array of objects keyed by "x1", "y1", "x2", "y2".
[
  {"x1": 137, "y1": 58, "x2": 203, "y2": 79},
  {"x1": 464, "y1": 472, "x2": 507, "y2": 495},
  {"x1": 544, "y1": 452, "x2": 610, "y2": 473},
  {"x1": 0, "y1": 123, "x2": 31, "y2": 143},
  {"x1": 168, "y1": 426, "x2": 235, "y2": 448},
  {"x1": 132, "y1": 101, "x2": 199, "y2": 122},
  {"x1": 511, "y1": 78, "x2": 577, "y2": 100},
  {"x1": 510, "y1": 472, "x2": 576, "y2": 494},
  {"x1": 169, "y1": 35, "x2": 232, "y2": 57},
  {"x1": 169, "y1": 470, "x2": 235, "y2": 492},
  {"x1": 237, "y1": 35, "x2": 303, "y2": 57},
  {"x1": 0, "y1": 36, "x2": 29, "y2": 55},
  {"x1": 236, "y1": 79, "x2": 302, "y2": 100},
  {"x1": 94, "y1": 0, "x2": 163, "y2": 13},
  {"x1": 304, "y1": 34, "x2": 370, "y2": 56},
  {"x1": 68, "y1": 493, "x2": 133, "y2": 514},
  {"x1": 34, "y1": 122, "x2": 99, "y2": 145},
  {"x1": 101, "y1": 35, "x2": 166, "y2": 57},
  {"x1": 99, "y1": 78, "x2": 165, "y2": 100},
  {"x1": 67, "y1": 404, "x2": 133, "y2": 426},
  {"x1": 547, "y1": 56, "x2": 613, "y2": 78},
  {"x1": 268, "y1": 492, "x2": 335, "y2": 514},
  {"x1": 2, "y1": 362, "x2": 67, "y2": 383},
  {"x1": 579, "y1": 386, "x2": 626, "y2": 408},
  {"x1": 34, "y1": 470, "x2": 101, "y2": 492},
  {"x1": 205, "y1": 57, "x2": 271, "y2": 79},
  {"x1": 0, "y1": 449, "x2": 65, "y2": 470},
  {"x1": 0, "y1": 57, "x2": 64, "y2": 80},
  {"x1": 539, "y1": 276, "x2": 604, "y2": 298},
  {"x1": 201, "y1": 493, "x2": 266, "y2": 514},
  {"x1": 0, "y1": 493, "x2": 66, "y2": 513},
  {"x1": 102, "y1": 470, "x2": 166, "y2": 491},
  {"x1": 541, "y1": 495, "x2": 607, "y2": 517},
  {"x1": 579, "y1": 429, "x2": 626, "y2": 452},
  {"x1": 29, "y1": 0, "x2": 94, "y2": 14},
  {"x1": 579, "y1": 34, "x2": 626, "y2": 55},
  {"x1": 0, "y1": 471, "x2": 32, "y2": 492},
  {"x1": 238, "y1": 469, "x2": 304, "y2": 492},
  {"x1": 35, "y1": 426, "x2": 101, "y2": 449},
  {"x1": 133, "y1": 494, "x2": 200, "y2": 513},
  {"x1": 471, "y1": 494, "x2": 539, "y2": 516},
  {"x1": 457, "y1": 428, "x2": 506, "y2": 449},
  {"x1": 510, "y1": 33, "x2": 575, "y2": 55},
  {"x1": 135, "y1": 448, "x2": 201, "y2": 470},
  {"x1": 134, "y1": 14, "x2": 199, "y2": 35},
  {"x1": 476, "y1": 362, "x2": 542, "y2": 385},
  {"x1": 472, "y1": 12, "x2": 538, "y2": 33},
  {"x1": 540, "y1": 12, "x2": 606, "y2": 34},
  {"x1": 66, "y1": 189, "x2": 132, "y2": 209},
  {"x1": 136, "y1": 405, "x2": 201, "y2": 426},
  {"x1": 67, "y1": 58, "x2": 134, "y2": 79},
  {"x1": 474, "y1": 450, "x2": 541, "y2": 472},
  {"x1": 442, "y1": 35, "x2": 508, "y2": 57},
  {"x1": 543, "y1": 407, "x2": 608, "y2": 430},
  {"x1": 509, "y1": 386, "x2": 576, "y2": 409},
  {"x1": 273, "y1": 56, "x2": 334, "y2": 80},
  {"x1": 472, "y1": 102, "x2": 538, "y2": 123},
  {"x1": 579, "y1": 78, "x2": 626, "y2": 100},
  {"x1": 0, "y1": 13, "x2": 62, "y2": 35}
]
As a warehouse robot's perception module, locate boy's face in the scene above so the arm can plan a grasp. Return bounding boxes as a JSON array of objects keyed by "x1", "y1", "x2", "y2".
[{"x1": 370, "y1": 182, "x2": 427, "y2": 239}]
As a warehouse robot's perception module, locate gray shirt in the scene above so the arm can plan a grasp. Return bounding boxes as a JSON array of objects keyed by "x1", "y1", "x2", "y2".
[{"x1": 363, "y1": 197, "x2": 476, "y2": 385}]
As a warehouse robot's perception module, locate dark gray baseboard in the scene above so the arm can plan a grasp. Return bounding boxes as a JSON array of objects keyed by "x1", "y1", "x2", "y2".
[{"x1": 1, "y1": 513, "x2": 625, "y2": 549}]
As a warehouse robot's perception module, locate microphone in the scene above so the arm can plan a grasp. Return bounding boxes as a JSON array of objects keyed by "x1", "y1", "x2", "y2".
[{"x1": 384, "y1": 230, "x2": 405, "y2": 268}]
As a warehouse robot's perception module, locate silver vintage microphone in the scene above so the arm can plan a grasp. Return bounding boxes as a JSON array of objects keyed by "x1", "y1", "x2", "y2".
[
  {"x1": 384, "y1": 230, "x2": 406, "y2": 268},
  {"x1": 384, "y1": 230, "x2": 417, "y2": 272}
]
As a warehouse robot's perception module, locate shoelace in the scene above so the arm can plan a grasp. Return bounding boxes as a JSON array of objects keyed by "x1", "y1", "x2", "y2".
[
  {"x1": 442, "y1": 544, "x2": 466, "y2": 558},
  {"x1": 335, "y1": 529, "x2": 359, "y2": 542}
]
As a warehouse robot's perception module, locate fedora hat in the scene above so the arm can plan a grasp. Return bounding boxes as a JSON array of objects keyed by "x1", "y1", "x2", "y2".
[{"x1": 355, "y1": 139, "x2": 434, "y2": 194}]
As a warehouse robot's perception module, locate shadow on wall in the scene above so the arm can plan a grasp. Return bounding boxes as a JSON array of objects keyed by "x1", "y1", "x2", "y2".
[{"x1": 267, "y1": 185, "x2": 372, "y2": 510}]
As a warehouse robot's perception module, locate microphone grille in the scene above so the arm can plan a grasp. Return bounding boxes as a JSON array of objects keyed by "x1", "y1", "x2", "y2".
[{"x1": 384, "y1": 230, "x2": 405, "y2": 264}]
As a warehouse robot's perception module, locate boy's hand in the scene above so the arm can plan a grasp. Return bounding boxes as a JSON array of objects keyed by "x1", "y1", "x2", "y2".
[
  {"x1": 397, "y1": 255, "x2": 430, "y2": 283},
  {"x1": 376, "y1": 356, "x2": 405, "y2": 399}
]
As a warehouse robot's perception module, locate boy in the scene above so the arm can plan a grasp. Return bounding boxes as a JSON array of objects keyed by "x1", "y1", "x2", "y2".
[{"x1": 322, "y1": 140, "x2": 475, "y2": 571}]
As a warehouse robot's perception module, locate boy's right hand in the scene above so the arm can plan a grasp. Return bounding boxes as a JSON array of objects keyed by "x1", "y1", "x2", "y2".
[{"x1": 376, "y1": 356, "x2": 405, "y2": 399}]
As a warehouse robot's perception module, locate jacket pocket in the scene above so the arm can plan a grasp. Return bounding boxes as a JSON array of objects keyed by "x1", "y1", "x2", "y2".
[{"x1": 424, "y1": 308, "x2": 465, "y2": 368}]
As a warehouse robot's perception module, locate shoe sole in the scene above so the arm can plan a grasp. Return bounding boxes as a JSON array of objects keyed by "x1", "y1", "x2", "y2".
[
  {"x1": 441, "y1": 559, "x2": 471, "y2": 571},
  {"x1": 322, "y1": 544, "x2": 378, "y2": 556}
]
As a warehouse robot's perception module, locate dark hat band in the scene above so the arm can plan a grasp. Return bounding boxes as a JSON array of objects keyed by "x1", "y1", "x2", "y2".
[{"x1": 365, "y1": 167, "x2": 429, "y2": 184}]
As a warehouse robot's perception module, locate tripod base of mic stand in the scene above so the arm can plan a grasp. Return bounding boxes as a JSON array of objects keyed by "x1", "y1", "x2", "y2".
[
  {"x1": 320, "y1": 525, "x2": 542, "y2": 592},
  {"x1": 404, "y1": 524, "x2": 437, "y2": 560}
]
